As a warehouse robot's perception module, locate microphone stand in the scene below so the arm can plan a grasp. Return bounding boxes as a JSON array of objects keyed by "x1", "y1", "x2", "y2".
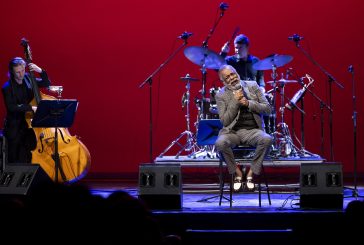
[
  {"x1": 199, "y1": 5, "x2": 227, "y2": 118},
  {"x1": 139, "y1": 33, "x2": 190, "y2": 163},
  {"x1": 300, "y1": 77, "x2": 332, "y2": 157},
  {"x1": 191, "y1": 4, "x2": 227, "y2": 160},
  {"x1": 290, "y1": 36, "x2": 344, "y2": 161},
  {"x1": 344, "y1": 65, "x2": 363, "y2": 198}
]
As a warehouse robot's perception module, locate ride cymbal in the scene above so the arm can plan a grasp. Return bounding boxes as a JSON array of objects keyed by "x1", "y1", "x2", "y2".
[
  {"x1": 252, "y1": 54, "x2": 293, "y2": 70},
  {"x1": 184, "y1": 46, "x2": 226, "y2": 69}
]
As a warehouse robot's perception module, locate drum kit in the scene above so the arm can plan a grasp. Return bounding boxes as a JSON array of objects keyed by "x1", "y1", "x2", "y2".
[{"x1": 159, "y1": 46, "x2": 304, "y2": 159}]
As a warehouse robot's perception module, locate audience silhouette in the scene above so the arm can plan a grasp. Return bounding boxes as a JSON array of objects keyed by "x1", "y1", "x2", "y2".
[{"x1": 0, "y1": 182, "x2": 180, "y2": 244}]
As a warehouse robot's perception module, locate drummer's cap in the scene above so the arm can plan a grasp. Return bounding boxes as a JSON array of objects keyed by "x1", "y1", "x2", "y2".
[{"x1": 234, "y1": 34, "x2": 249, "y2": 46}]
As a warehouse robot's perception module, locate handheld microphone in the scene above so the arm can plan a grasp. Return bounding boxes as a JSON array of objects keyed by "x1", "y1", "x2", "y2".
[
  {"x1": 233, "y1": 83, "x2": 242, "y2": 91},
  {"x1": 288, "y1": 34, "x2": 304, "y2": 42},
  {"x1": 178, "y1": 31, "x2": 193, "y2": 40}
]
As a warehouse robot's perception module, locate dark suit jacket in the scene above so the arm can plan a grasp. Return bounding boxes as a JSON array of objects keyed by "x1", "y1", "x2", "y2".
[{"x1": 2, "y1": 72, "x2": 50, "y2": 140}]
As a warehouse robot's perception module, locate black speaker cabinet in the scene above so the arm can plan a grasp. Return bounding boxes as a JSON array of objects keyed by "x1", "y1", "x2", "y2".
[
  {"x1": 138, "y1": 163, "x2": 182, "y2": 210},
  {"x1": 0, "y1": 164, "x2": 53, "y2": 195},
  {"x1": 0, "y1": 130, "x2": 7, "y2": 169},
  {"x1": 300, "y1": 162, "x2": 343, "y2": 209}
]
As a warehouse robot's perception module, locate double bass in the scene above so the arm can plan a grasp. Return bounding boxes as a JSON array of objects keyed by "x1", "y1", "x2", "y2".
[{"x1": 21, "y1": 38, "x2": 91, "y2": 183}]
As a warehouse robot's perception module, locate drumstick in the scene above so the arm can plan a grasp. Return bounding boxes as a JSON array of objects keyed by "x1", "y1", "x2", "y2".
[{"x1": 226, "y1": 26, "x2": 240, "y2": 46}]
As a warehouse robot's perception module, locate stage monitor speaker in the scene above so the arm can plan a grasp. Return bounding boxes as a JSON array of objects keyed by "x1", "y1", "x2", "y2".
[
  {"x1": 0, "y1": 164, "x2": 53, "y2": 195},
  {"x1": 300, "y1": 162, "x2": 343, "y2": 209},
  {"x1": 0, "y1": 129, "x2": 7, "y2": 171},
  {"x1": 138, "y1": 163, "x2": 182, "y2": 210}
]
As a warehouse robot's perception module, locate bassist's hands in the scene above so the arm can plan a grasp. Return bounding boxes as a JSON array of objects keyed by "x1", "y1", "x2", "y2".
[{"x1": 28, "y1": 63, "x2": 42, "y2": 73}]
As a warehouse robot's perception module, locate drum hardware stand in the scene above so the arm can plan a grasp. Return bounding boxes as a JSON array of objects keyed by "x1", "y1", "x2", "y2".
[
  {"x1": 289, "y1": 34, "x2": 344, "y2": 161},
  {"x1": 268, "y1": 65, "x2": 280, "y2": 154},
  {"x1": 274, "y1": 79, "x2": 299, "y2": 157},
  {"x1": 344, "y1": 65, "x2": 363, "y2": 198},
  {"x1": 139, "y1": 32, "x2": 191, "y2": 162},
  {"x1": 158, "y1": 74, "x2": 201, "y2": 159}
]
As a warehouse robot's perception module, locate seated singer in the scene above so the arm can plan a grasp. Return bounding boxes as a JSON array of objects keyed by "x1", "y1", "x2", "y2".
[
  {"x1": 2, "y1": 57, "x2": 51, "y2": 163},
  {"x1": 215, "y1": 65, "x2": 273, "y2": 191}
]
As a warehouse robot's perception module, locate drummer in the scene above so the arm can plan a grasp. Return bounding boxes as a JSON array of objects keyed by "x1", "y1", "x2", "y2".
[{"x1": 220, "y1": 34, "x2": 265, "y2": 93}]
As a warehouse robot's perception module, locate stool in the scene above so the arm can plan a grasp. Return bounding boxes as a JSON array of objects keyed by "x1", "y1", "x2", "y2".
[{"x1": 218, "y1": 145, "x2": 271, "y2": 208}]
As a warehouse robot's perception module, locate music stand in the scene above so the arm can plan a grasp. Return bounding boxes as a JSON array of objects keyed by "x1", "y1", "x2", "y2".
[
  {"x1": 196, "y1": 119, "x2": 222, "y2": 146},
  {"x1": 32, "y1": 99, "x2": 78, "y2": 183},
  {"x1": 195, "y1": 119, "x2": 230, "y2": 203}
]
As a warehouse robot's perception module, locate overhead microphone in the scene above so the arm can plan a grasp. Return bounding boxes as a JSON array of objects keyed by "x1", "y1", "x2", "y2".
[
  {"x1": 178, "y1": 31, "x2": 193, "y2": 40},
  {"x1": 288, "y1": 34, "x2": 304, "y2": 42},
  {"x1": 348, "y1": 65, "x2": 354, "y2": 73},
  {"x1": 219, "y1": 2, "x2": 229, "y2": 11},
  {"x1": 285, "y1": 67, "x2": 293, "y2": 79}
]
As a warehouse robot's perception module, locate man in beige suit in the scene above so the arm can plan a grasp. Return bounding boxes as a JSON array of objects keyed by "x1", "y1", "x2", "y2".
[{"x1": 215, "y1": 65, "x2": 273, "y2": 191}]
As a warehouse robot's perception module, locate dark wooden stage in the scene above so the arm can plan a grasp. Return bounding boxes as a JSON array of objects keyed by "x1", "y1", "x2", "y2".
[{"x1": 82, "y1": 154, "x2": 364, "y2": 245}]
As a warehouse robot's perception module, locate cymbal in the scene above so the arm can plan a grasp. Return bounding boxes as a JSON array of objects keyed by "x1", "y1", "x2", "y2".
[
  {"x1": 267, "y1": 79, "x2": 298, "y2": 84},
  {"x1": 180, "y1": 74, "x2": 199, "y2": 82},
  {"x1": 184, "y1": 46, "x2": 226, "y2": 69},
  {"x1": 252, "y1": 54, "x2": 293, "y2": 70}
]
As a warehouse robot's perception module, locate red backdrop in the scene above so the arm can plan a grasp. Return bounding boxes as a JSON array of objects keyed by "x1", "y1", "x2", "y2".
[{"x1": 0, "y1": 0, "x2": 363, "y2": 176}]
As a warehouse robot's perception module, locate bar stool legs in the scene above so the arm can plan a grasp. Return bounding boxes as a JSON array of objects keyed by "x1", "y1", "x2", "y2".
[
  {"x1": 218, "y1": 151, "x2": 271, "y2": 207},
  {"x1": 258, "y1": 165, "x2": 271, "y2": 207}
]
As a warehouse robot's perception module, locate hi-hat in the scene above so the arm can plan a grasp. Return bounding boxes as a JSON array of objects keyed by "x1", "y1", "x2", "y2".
[
  {"x1": 252, "y1": 54, "x2": 293, "y2": 70},
  {"x1": 180, "y1": 74, "x2": 199, "y2": 82},
  {"x1": 184, "y1": 46, "x2": 226, "y2": 69},
  {"x1": 267, "y1": 79, "x2": 298, "y2": 84}
]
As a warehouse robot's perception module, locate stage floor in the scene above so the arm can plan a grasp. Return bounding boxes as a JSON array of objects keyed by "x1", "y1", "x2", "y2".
[
  {"x1": 81, "y1": 174, "x2": 364, "y2": 244},
  {"x1": 87, "y1": 181, "x2": 362, "y2": 211}
]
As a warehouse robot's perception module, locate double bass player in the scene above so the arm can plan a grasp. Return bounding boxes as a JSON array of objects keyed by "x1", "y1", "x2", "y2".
[{"x1": 2, "y1": 57, "x2": 51, "y2": 163}]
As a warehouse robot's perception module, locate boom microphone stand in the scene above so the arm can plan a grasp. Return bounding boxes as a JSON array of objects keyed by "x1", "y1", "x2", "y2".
[
  {"x1": 199, "y1": 1, "x2": 228, "y2": 119},
  {"x1": 188, "y1": 2, "x2": 228, "y2": 159},
  {"x1": 139, "y1": 32, "x2": 192, "y2": 163},
  {"x1": 287, "y1": 74, "x2": 330, "y2": 157},
  {"x1": 289, "y1": 34, "x2": 344, "y2": 161}
]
